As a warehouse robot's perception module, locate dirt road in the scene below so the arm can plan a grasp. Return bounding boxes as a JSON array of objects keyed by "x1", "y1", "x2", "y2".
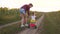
[
  {"x1": 18, "y1": 15, "x2": 44, "y2": 34},
  {"x1": 0, "y1": 21, "x2": 21, "y2": 29}
]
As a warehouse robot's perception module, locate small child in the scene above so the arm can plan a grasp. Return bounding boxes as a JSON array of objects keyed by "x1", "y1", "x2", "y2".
[
  {"x1": 30, "y1": 12, "x2": 36, "y2": 23},
  {"x1": 30, "y1": 12, "x2": 36, "y2": 28}
]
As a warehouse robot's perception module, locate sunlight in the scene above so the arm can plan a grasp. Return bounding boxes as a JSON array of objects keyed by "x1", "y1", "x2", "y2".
[{"x1": 0, "y1": 0, "x2": 60, "y2": 12}]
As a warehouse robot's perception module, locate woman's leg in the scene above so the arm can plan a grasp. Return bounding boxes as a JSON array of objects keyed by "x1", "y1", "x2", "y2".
[
  {"x1": 21, "y1": 14, "x2": 27, "y2": 27},
  {"x1": 20, "y1": 14, "x2": 25, "y2": 27},
  {"x1": 23, "y1": 14, "x2": 26, "y2": 25},
  {"x1": 24, "y1": 13, "x2": 28, "y2": 26},
  {"x1": 25, "y1": 16, "x2": 28, "y2": 26},
  {"x1": 20, "y1": 8, "x2": 26, "y2": 27}
]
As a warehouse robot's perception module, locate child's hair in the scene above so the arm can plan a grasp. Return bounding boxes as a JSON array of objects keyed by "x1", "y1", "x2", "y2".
[{"x1": 32, "y1": 12, "x2": 34, "y2": 15}]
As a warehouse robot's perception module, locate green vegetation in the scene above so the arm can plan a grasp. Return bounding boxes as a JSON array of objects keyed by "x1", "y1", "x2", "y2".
[
  {"x1": 0, "y1": 7, "x2": 42, "y2": 25},
  {"x1": 0, "y1": 22, "x2": 21, "y2": 34},
  {"x1": 0, "y1": 7, "x2": 21, "y2": 25},
  {"x1": 0, "y1": 7, "x2": 42, "y2": 34},
  {"x1": 41, "y1": 11, "x2": 60, "y2": 34},
  {"x1": 36, "y1": 12, "x2": 43, "y2": 20}
]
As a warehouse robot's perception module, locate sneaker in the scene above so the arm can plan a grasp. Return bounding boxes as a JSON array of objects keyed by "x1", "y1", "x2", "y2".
[
  {"x1": 25, "y1": 24, "x2": 28, "y2": 27},
  {"x1": 21, "y1": 25, "x2": 25, "y2": 27}
]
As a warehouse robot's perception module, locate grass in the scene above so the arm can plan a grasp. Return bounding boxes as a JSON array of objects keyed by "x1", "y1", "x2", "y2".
[
  {"x1": 0, "y1": 10, "x2": 21, "y2": 25},
  {"x1": 41, "y1": 12, "x2": 60, "y2": 34},
  {"x1": 0, "y1": 15, "x2": 21, "y2": 25},
  {"x1": 0, "y1": 11, "x2": 42, "y2": 25},
  {"x1": 0, "y1": 7, "x2": 43, "y2": 34},
  {"x1": 0, "y1": 22, "x2": 21, "y2": 34},
  {"x1": 35, "y1": 12, "x2": 43, "y2": 20},
  {"x1": 0, "y1": 13, "x2": 42, "y2": 34},
  {"x1": 0, "y1": 7, "x2": 43, "y2": 25},
  {"x1": 0, "y1": 11, "x2": 42, "y2": 34}
]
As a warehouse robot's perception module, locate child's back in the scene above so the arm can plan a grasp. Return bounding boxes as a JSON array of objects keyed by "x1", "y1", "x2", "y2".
[
  {"x1": 30, "y1": 14, "x2": 36, "y2": 23},
  {"x1": 30, "y1": 14, "x2": 37, "y2": 28}
]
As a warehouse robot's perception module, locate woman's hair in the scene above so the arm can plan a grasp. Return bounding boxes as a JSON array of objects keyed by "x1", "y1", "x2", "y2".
[{"x1": 29, "y1": 3, "x2": 33, "y2": 7}]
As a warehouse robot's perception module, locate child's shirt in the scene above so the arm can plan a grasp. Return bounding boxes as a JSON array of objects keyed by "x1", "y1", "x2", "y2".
[
  {"x1": 31, "y1": 15, "x2": 36, "y2": 20},
  {"x1": 30, "y1": 15, "x2": 36, "y2": 23}
]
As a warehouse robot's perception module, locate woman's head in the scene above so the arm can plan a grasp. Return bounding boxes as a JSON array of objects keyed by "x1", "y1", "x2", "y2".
[{"x1": 29, "y1": 3, "x2": 33, "y2": 8}]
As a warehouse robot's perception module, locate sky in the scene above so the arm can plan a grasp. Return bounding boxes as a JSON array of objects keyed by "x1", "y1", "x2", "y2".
[{"x1": 0, "y1": 0, "x2": 60, "y2": 12}]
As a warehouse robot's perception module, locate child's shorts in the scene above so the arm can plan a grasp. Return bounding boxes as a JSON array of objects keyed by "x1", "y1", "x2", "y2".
[
  {"x1": 30, "y1": 19, "x2": 36, "y2": 23},
  {"x1": 20, "y1": 8, "x2": 26, "y2": 14}
]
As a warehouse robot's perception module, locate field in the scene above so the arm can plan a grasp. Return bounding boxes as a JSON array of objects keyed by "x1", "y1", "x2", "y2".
[
  {"x1": 0, "y1": 22, "x2": 21, "y2": 34},
  {"x1": 41, "y1": 12, "x2": 60, "y2": 34},
  {"x1": 0, "y1": 8, "x2": 21, "y2": 25},
  {"x1": 0, "y1": 7, "x2": 42, "y2": 34},
  {"x1": 0, "y1": 12, "x2": 42, "y2": 34},
  {"x1": 1, "y1": 7, "x2": 60, "y2": 34},
  {"x1": 0, "y1": 7, "x2": 43, "y2": 25}
]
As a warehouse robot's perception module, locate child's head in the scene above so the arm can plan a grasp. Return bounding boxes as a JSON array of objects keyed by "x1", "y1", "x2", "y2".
[{"x1": 32, "y1": 12, "x2": 34, "y2": 15}]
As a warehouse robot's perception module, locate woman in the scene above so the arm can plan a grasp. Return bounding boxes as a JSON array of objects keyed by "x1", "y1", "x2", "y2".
[{"x1": 20, "y1": 3, "x2": 33, "y2": 27}]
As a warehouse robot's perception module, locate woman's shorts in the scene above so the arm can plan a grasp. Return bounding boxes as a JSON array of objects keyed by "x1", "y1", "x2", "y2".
[{"x1": 20, "y1": 8, "x2": 26, "y2": 14}]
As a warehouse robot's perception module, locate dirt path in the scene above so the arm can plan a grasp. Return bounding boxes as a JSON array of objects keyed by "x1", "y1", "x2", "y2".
[
  {"x1": 0, "y1": 21, "x2": 21, "y2": 29},
  {"x1": 17, "y1": 15, "x2": 44, "y2": 34}
]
